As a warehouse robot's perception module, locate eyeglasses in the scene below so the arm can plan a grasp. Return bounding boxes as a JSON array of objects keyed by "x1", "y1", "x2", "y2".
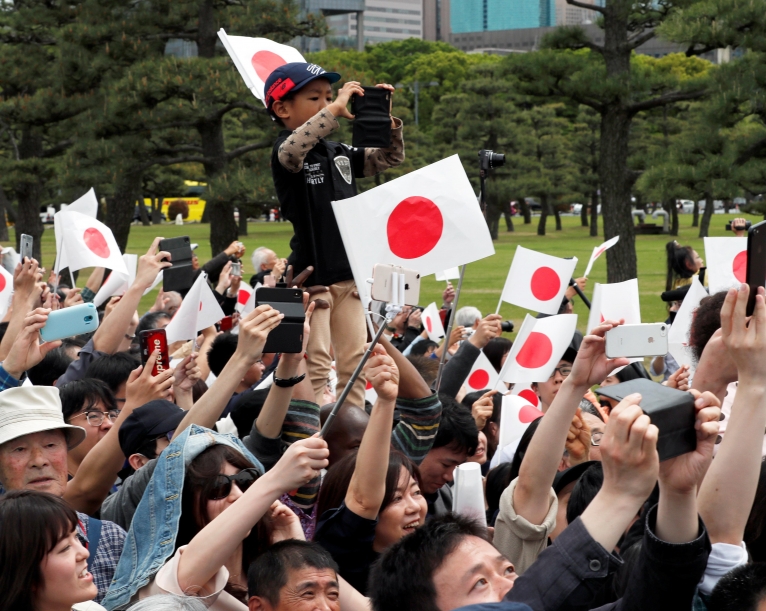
[
  {"x1": 72, "y1": 408, "x2": 121, "y2": 427},
  {"x1": 208, "y1": 468, "x2": 260, "y2": 500},
  {"x1": 591, "y1": 431, "x2": 604, "y2": 447},
  {"x1": 548, "y1": 366, "x2": 572, "y2": 380}
]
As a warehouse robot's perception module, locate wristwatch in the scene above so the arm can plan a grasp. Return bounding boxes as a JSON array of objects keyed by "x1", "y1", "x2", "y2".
[{"x1": 273, "y1": 373, "x2": 306, "y2": 388}]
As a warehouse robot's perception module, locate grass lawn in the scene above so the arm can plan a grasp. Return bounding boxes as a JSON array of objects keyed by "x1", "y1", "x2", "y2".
[{"x1": 16, "y1": 212, "x2": 749, "y2": 332}]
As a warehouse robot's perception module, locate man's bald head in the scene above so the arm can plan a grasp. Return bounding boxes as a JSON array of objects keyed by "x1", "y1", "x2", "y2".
[{"x1": 319, "y1": 403, "x2": 369, "y2": 467}]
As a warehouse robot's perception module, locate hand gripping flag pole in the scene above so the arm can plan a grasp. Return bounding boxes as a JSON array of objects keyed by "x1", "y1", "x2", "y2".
[
  {"x1": 569, "y1": 278, "x2": 591, "y2": 309},
  {"x1": 321, "y1": 270, "x2": 406, "y2": 438},
  {"x1": 434, "y1": 264, "x2": 466, "y2": 392}
]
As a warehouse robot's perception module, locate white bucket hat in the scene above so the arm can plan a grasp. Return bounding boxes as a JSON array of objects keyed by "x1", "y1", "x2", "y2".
[{"x1": 0, "y1": 386, "x2": 86, "y2": 450}]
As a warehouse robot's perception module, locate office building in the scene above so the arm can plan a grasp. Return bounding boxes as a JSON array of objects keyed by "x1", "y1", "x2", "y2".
[
  {"x1": 555, "y1": 0, "x2": 604, "y2": 26},
  {"x1": 450, "y1": 0, "x2": 555, "y2": 33},
  {"x1": 326, "y1": 0, "x2": 423, "y2": 45}
]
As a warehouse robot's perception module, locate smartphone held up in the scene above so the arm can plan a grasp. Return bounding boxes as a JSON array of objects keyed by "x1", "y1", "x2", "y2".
[{"x1": 139, "y1": 329, "x2": 170, "y2": 376}]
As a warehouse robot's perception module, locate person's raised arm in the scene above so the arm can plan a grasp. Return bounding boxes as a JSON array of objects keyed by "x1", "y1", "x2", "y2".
[
  {"x1": 65, "y1": 349, "x2": 175, "y2": 514},
  {"x1": 172, "y1": 353, "x2": 201, "y2": 412},
  {"x1": 379, "y1": 334, "x2": 430, "y2": 399},
  {"x1": 176, "y1": 436, "x2": 329, "y2": 594},
  {"x1": 92, "y1": 238, "x2": 171, "y2": 354},
  {"x1": 0, "y1": 258, "x2": 43, "y2": 361},
  {"x1": 2, "y1": 308, "x2": 61, "y2": 382},
  {"x1": 82, "y1": 267, "x2": 105, "y2": 301},
  {"x1": 691, "y1": 328, "x2": 737, "y2": 405},
  {"x1": 698, "y1": 284, "x2": 766, "y2": 545},
  {"x1": 171, "y1": 305, "x2": 283, "y2": 439},
  {"x1": 345, "y1": 344, "x2": 400, "y2": 520},
  {"x1": 514, "y1": 320, "x2": 629, "y2": 525}
]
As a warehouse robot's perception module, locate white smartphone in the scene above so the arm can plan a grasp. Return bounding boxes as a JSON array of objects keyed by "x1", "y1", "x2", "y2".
[
  {"x1": 370, "y1": 264, "x2": 421, "y2": 306},
  {"x1": 231, "y1": 261, "x2": 242, "y2": 277},
  {"x1": 605, "y1": 323, "x2": 669, "y2": 359},
  {"x1": 20, "y1": 234, "x2": 33, "y2": 261}
]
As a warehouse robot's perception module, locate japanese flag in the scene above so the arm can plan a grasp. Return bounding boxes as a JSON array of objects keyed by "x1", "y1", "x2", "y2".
[
  {"x1": 217, "y1": 29, "x2": 305, "y2": 106},
  {"x1": 583, "y1": 236, "x2": 619, "y2": 277},
  {"x1": 165, "y1": 272, "x2": 225, "y2": 344},
  {"x1": 668, "y1": 276, "x2": 707, "y2": 369},
  {"x1": 365, "y1": 379, "x2": 378, "y2": 405},
  {"x1": 0, "y1": 265, "x2": 13, "y2": 319},
  {"x1": 93, "y1": 254, "x2": 138, "y2": 308},
  {"x1": 54, "y1": 188, "x2": 99, "y2": 273},
  {"x1": 332, "y1": 155, "x2": 495, "y2": 305},
  {"x1": 704, "y1": 237, "x2": 747, "y2": 293},
  {"x1": 499, "y1": 246, "x2": 578, "y2": 315},
  {"x1": 422, "y1": 302, "x2": 445, "y2": 342},
  {"x1": 498, "y1": 313, "x2": 578, "y2": 383},
  {"x1": 511, "y1": 382, "x2": 541, "y2": 410},
  {"x1": 235, "y1": 284, "x2": 254, "y2": 313},
  {"x1": 497, "y1": 394, "x2": 543, "y2": 455},
  {"x1": 464, "y1": 350, "x2": 499, "y2": 392},
  {"x1": 587, "y1": 279, "x2": 641, "y2": 334},
  {"x1": 435, "y1": 268, "x2": 460, "y2": 281},
  {"x1": 54, "y1": 210, "x2": 127, "y2": 276}
]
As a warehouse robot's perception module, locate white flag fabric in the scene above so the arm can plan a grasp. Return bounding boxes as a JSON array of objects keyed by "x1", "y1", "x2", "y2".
[
  {"x1": 498, "y1": 313, "x2": 578, "y2": 383},
  {"x1": 510, "y1": 382, "x2": 541, "y2": 410},
  {"x1": 583, "y1": 236, "x2": 619, "y2": 277},
  {"x1": 54, "y1": 210, "x2": 127, "y2": 276},
  {"x1": 332, "y1": 155, "x2": 495, "y2": 305},
  {"x1": 165, "y1": 272, "x2": 225, "y2": 344},
  {"x1": 0, "y1": 265, "x2": 13, "y2": 319},
  {"x1": 500, "y1": 246, "x2": 578, "y2": 315},
  {"x1": 217, "y1": 30, "x2": 306, "y2": 105},
  {"x1": 497, "y1": 394, "x2": 543, "y2": 455},
  {"x1": 452, "y1": 463, "x2": 487, "y2": 527},
  {"x1": 668, "y1": 277, "x2": 708, "y2": 370},
  {"x1": 54, "y1": 189, "x2": 99, "y2": 273},
  {"x1": 464, "y1": 350, "x2": 499, "y2": 392},
  {"x1": 422, "y1": 302, "x2": 445, "y2": 342},
  {"x1": 586, "y1": 279, "x2": 641, "y2": 334},
  {"x1": 364, "y1": 379, "x2": 378, "y2": 405},
  {"x1": 235, "y1": 284, "x2": 254, "y2": 313},
  {"x1": 93, "y1": 254, "x2": 138, "y2": 308},
  {"x1": 704, "y1": 237, "x2": 747, "y2": 293},
  {"x1": 435, "y1": 268, "x2": 460, "y2": 281}
]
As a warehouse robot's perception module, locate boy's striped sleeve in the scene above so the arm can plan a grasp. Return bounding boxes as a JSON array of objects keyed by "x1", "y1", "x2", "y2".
[{"x1": 391, "y1": 393, "x2": 442, "y2": 466}]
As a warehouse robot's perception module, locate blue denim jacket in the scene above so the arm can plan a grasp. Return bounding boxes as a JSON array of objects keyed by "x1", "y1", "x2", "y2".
[{"x1": 101, "y1": 424, "x2": 264, "y2": 610}]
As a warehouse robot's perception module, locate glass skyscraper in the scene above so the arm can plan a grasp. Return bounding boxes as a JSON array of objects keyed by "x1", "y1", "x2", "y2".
[{"x1": 451, "y1": 0, "x2": 556, "y2": 33}]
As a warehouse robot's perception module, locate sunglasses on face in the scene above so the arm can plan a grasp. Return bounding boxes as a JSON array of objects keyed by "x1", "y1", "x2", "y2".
[{"x1": 208, "y1": 468, "x2": 260, "y2": 500}]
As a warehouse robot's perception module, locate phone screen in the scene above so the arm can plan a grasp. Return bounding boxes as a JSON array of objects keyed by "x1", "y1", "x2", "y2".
[{"x1": 747, "y1": 221, "x2": 766, "y2": 315}]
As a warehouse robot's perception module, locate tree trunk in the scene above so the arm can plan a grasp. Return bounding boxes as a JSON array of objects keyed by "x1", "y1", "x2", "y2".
[
  {"x1": 151, "y1": 197, "x2": 163, "y2": 224},
  {"x1": 13, "y1": 127, "x2": 45, "y2": 262},
  {"x1": 590, "y1": 190, "x2": 599, "y2": 237},
  {"x1": 504, "y1": 210, "x2": 514, "y2": 232},
  {"x1": 664, "y1": 198, "x2": 679, "y2": 236},
  {"x1": 692, "y1": 200, "x2": 700, "y2": 227},
  {"x1": 486, "y1": 204, "x2": 500, "y2": 240},
  {"x1": 580, "y1": 199, "x2": 589, "y2": 227},
  {"x1": 699, "y1": 193, "x2": 715, "y2": 238},
  {"x1": 198, "y1": 117, "x2": 237, "y2": 255},
  {"x1": 537, "y1": 195, "x2": 549, "y2": 236},
  {"x1": 107, "y1": 171, "x2": 142, "y2": 253},
  {"x1": 138, "y1": 194, "x2": 151, "y2": 226},
  {"x1": 553, "y1": 205, "x2": 562, "y2": 230},
  {"x1": 0, "y1": 187, "x2": 11, "y2": 242},
  {"x1": 520, "y1": 199, "x2": 532, "y2": 224},
  {"x1": 238, "y1": 207, "x2": 248, "y2": 236}
]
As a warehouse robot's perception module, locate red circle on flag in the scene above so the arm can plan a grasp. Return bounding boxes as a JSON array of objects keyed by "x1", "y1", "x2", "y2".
[
  {"x1": 733, "y1": 250, "x2": 748, "y2": 283},
  {"x1": 0, "y1": 274, "x2": 6, "y2": 293},
  {"x1": 425, "y1": 316, "x2": 433, "y2": 332},
  {"x1": 83, "y1": 228, "x2": 110, "y2": 258},
  {"x1": 365, "y1": 380, "x2": 373, "y2": 390},
  {"x1": 199, "y1": 301, "x2": 203, "y2": 311},
  {"x1": 530, "y1": 267, "x2": 560, "y2": 301},
  {"x1": 386, "y1": 197, "x2": 443, "y2": 259},
  {"x1": 516, "y1": 332, "x2": 553, "y2": 369},
  {"x1": 238, "y1": 289, "x2": 250, "y2": 305},
  {"x1": 251, "y1": 50, "x2": 287, "y2": 82},
  {"x1": 519, "y1": 404, "x2": 542, "y2": 423},
  {"x1": 518, "y1": 389, "x2": 539, "y2": 407},
  {"x1": 467, "y1": 369, "x2": 490, "y2": 389}
]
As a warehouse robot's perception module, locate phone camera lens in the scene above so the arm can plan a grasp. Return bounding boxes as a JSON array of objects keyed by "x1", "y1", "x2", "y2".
[
  {"x1": 85, "y1": 315, "x2": 93, "y2": 322},
  {"x1": 661, "y1": 325, "x2": 665, "y2": 331}
]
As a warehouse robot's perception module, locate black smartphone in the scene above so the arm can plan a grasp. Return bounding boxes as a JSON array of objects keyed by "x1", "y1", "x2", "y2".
[
  {"x1": 350, "y1": 87, "x2": 392, "y2": 148},
  {"x1": 255, "y1": 287, "x2": 305, "y2": 353},
  {"x1": 159, "y1": 236, "x2": 194, "y2": 293},
  {"x1": 746, "y1": 220, "x2": 766, "y2": 315},
  {"x1": 727, "y1": 220, "x2": 752, "y2": 231}
]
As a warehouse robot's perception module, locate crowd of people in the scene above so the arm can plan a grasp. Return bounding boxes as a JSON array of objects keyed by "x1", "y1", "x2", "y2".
[{"x1": 1, "y1": 60, "x2": 764, "y2": 611}]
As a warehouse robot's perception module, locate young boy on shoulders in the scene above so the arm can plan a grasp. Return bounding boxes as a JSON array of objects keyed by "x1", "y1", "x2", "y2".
[{"x1": 265, "y1": 62, "x2": 404, "y2": 407}]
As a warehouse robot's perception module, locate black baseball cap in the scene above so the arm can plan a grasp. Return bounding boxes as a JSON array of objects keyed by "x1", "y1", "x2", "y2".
[
  {"x1": 119, "y1": 399, "x2": 185, "y2": 457},
  {"x1": 264, "y1": 62, "x2": 341, "y2": 108}
]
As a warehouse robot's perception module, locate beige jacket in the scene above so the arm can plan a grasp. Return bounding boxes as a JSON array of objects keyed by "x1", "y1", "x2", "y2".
[{"x1": 493, "y1": 477, "x2": 557, "y2": 575}]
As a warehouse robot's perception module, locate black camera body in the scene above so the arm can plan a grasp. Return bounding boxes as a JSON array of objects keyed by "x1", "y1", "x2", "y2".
[
  {"x1": 479, "y1": 149, "x2": 506, "y2": 172},
  {"x1": 500, "y1": 320, "x2": 514, "y2": 333},
  {"x1": 726, "y1": 220, "x2": 751, "y2": 231}
]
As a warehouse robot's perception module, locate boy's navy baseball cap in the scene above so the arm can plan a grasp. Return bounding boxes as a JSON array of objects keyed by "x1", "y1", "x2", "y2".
[{"x1": 264, "y1": 62, "x2": 341, "y2": 108}]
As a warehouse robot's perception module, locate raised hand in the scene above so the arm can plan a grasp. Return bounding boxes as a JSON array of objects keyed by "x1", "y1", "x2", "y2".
[
  {"x1": 63, "y1": 288, "x2": 83, "y2": 308},
  {"x1": 568, "y1": 320, "x2": 630, "y2": 388},
  {"x1": 3, "y1": 308, "x2": 61, "y2": 379},
  {"x1": 328, "y1": 81, "x2": 365, "y2": 120},
  {"x1": 125, "y1": 349, "x2": 175, "y2": 407},
  {"x1": 469, "y1": 314, "x2": 503, "y2": 349},
  {"x1": 565, "y1": 407, "x2": 592, "y2": 465},
  {"x1": 442, "y1": 281, "x2": 455, "y2": 306},
  {"x1": 134, "y1": 237, "x2": 172, "y2": 291},
  {"x1": 216, "y1": 261, "x2": 233, "y2": 294},
  {"x1": 265, "y1": 500, "x2": 306, "y2": 544},
  {"x1": 269, "y1": 436, "x2": 330, "y2": 492},
  {"x1": 720, "y1": 283, "x2": 766, "y2": 383},
  {"x1": 364, "y1": 343, "x2": 400, "y2": 402},
  {"x1": 472, "y1": 390, "x2": 497, "y2": 429},
  {"x1": 664, "y1": 364, "x2": 690, "y2": 391},
  {"x1": 235, "y1": 304, "x2": 284, "y2": 364},
  {"x1": 173, "y1": 353, "x2": 201, "y2": 392}
]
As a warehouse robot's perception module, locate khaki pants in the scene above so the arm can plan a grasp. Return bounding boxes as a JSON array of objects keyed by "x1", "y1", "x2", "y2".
[{"x1": 307, "y1": 279, "x2": 367, "y2": 408}]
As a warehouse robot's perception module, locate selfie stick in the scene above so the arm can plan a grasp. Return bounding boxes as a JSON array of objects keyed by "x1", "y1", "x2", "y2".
[
  {"x1": 320, "y1": 271, "x2": 405, "y2": 438},
  {"x1": 434, "y1": 264, "x2": 466, "y2": 392},
  {"x1": 569, "y1": 277, "x2": 591, "y2": 309}
]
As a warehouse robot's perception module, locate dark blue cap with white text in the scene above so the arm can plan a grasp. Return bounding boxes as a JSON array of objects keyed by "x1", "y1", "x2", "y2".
[{"x1": 264, "y1": 62, "x2": 341, "y2": 108}]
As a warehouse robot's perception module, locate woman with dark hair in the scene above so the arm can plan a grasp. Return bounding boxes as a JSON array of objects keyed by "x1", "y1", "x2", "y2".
[
  {"x1": 314, "y1": 345, "x2": 426, "y2": 595},
  {"x1": 666, "y1": 240, "x2": 704, "y2": 291},
  {"x1": 483, "y1": 336, "x2": 513, "y2": 373},
  {"x1": 0, "y1": 490, "x2": 102, "y2": 611}
]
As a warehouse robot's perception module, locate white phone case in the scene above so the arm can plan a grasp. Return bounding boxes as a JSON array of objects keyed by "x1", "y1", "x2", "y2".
[
  {"x1": 370, "y1": 264, "x2": 421, "y2": 306},
  {"x1": 605, "y1": 323, "x2": 668, "y2": 359}
]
